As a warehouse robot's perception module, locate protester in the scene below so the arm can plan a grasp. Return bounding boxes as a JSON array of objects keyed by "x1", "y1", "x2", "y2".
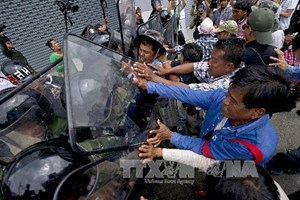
[
  {"x1": 134, "y1": 65, "x2": 297, "y2": 165},
  {"x1": 134, "y1": 38, "x2": 244, "y2": 91},
  {"x1": 242, "y1": 7, "x2": 277, "y2": 66},
  {"x1": 232, "y1": 0, "x2": 253, "y2": 38},
  {"x1": 193, "y1": 18, "x2": 217, "y2": 60},
  {"x1": 128, "y1": 30, "x2": 179, "y2": 130},
  {"x1": 138, "y1": 148, "x2": 289, "y2": 200},
  {"x1": 208, "y1": 0, "x2": 233, "y2": 25},
  {"x1": 213, "y1": 20, "x2": 238, "y2": 40}
]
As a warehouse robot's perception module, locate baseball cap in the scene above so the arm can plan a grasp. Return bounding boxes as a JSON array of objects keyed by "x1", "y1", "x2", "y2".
[
  {"x1": 213, "y1": 20, "x2": 238, "y2": 35},
  {"x1": 248, "y1": 7, "x2": 275, "y2": 45}
]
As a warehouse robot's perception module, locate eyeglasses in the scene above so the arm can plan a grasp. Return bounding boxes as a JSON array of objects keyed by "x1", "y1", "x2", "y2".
[{"x1": 242, "y1": 24, "x2": 249, "y2": 30}]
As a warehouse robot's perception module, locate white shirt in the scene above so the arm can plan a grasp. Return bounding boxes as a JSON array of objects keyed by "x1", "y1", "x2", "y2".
[
  {"x1": 280, "y1": 0, "x2": 299, "y2": 30},
  {"x1": 271, "y1": 30, "x2": 285, "y2": 49}
]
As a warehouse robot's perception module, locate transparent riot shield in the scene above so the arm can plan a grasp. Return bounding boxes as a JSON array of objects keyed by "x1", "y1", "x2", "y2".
[
  {"x1": 0, "y1": 61, "x2": 67, "y2": 164},
  {"x1": 56, "y1": 34, "x2": 160, "y2": 200},
  {"x1": 163, "y1": 12, "x2": 177, "y2": 48},
  {"x1": 63, "y1": 34, "x2": 157, "y2": 154},
  {"x1": 117, "y1": 0, "x2": 136, "y2": 39},
  {"x1": 116, "y1": 0, "x2": 136, "y2": 55},
  {"x1": 137, "y1": 12, "x2": 164, "y2": 36}
]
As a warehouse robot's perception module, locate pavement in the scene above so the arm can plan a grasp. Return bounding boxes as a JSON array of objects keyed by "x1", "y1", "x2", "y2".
[{"x1": 270, "y1": 103, "x2": 300, "y2": 195}]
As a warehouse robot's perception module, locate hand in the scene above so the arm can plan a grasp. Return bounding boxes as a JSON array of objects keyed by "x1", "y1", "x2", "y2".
[
  {"x1": 269, "y1": 48, "x2": 289, "y2": 71},
  {"x1": 104, "y1": 16, "x2": 108, "y2": 24},
  {"x1": 138, "y1": 143, "x2": 163, "y2": 163},
  {"x1": 133, "y1": 62, "x2": 155, "y2": 81},
  {"x1": 284, "y1": 34, "x2": 295, "y2": 44},
  {"x1": 147, "y1": 64, "x2": 170, "y2": 76},
  {"x1": 120, "y1": 60, "x2": 133, "y2": 74},
  {"x1": 146, "y1": 119, "x2": 173, "y2": 147},
  {"x1": 133, "y1": 76, "x2": 148, "y2": 90}
]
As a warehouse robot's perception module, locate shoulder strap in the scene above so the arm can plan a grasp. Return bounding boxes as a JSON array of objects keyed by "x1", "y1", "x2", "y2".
[
  {"x1": 229, "y1": 139, "x2": 263, "y2": 164},
  {"x1": 202, "y1": 139, "x2": 263, "y2": 164},
  {"x1": 203, "y1": 140, "x2": 213, "y2": 158},
  {"x1": 250, "y1": 47, "x2": 267, "y2": 65}
]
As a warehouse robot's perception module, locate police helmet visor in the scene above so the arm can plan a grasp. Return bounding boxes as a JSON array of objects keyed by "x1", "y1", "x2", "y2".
[{"x1": 0, "y1": 105, "x2": 49, "y2": 163}]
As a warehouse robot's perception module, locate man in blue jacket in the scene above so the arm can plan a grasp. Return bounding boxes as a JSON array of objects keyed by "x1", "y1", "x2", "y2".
[{"x1": 135, "y1": 65, "x2": 297, "y2": 165}]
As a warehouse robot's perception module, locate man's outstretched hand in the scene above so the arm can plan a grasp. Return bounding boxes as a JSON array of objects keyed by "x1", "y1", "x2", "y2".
[
  {"x1": 133, "y1": 76, "x2": 148, "y2": 90},
  {"x1": 138, "y1": 143, "x2": 163, "y2": 163},
  {"x1": 146, "y1": 119, "x2": 173, "y2": 147}
]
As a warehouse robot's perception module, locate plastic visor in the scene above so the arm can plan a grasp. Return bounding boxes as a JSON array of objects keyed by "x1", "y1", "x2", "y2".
[
  {"x1": 0, "y1": 105, "x2": 49, "y2": 163},
  {"x1": 63, "y1": 34, "x2": 158, "y2": 154}
]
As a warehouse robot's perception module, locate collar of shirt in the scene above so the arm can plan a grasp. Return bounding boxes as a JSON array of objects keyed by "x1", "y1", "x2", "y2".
[
  {"x1": 223, "y1": 114, "x2": 270, "y2": 136},
  {"x1": 209, "y1": 62, "x2": 244, "y2": 82}
]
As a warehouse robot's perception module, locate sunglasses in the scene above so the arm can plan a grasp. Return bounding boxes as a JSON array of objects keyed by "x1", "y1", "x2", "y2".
[{"x1": 242, "y1": 24, "x2": 249, "y2": 30}]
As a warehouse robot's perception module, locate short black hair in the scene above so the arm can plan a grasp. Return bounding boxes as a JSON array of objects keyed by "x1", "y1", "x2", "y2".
[
  {"x1": 45, "y1": 38, "x2": 55, "y2": 49},
  {"x1": 182, "y1": 43, "x2": 203, "y2": 63},
  {"x1": 292, "y1": 33, "x2": 300, "y2": 52},
  {"x1": 233, "y1": 0, "x2": 253, "y2": 15},
  {"x1": 230, "y1": 65, "x2": 297, "y2": 114},
  {"x1": 214, "y1": 38, "x2": 245, "y2": 68},
  {"x1": 205, "y1": 161, "x2": 280, "y2": 200}
]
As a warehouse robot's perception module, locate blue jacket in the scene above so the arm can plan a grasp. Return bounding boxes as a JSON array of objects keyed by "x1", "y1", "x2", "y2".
[{"x1": 147, "y1": 82, "x2": 278, "y2": 165}]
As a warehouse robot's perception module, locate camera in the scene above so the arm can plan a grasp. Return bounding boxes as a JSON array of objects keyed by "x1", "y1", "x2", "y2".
[
  {"x1": 55, "y1": 0, "x2": 79, "y2": 12},
  {"x1": 0, "y1": 24, "x2": 6, "y2": 32}
]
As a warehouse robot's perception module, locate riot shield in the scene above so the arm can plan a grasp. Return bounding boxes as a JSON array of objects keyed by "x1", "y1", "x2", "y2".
[
  {"x1": 0, "y1": 61, "x2": 67, "y2": 164},
  {"x1": 137, "y1": 12, "x2": 164, "y2": 36},
  {"x1": 63, "y1": 34, "x2": 157, "y2": 154},
  {"x1": 137, "y1": 8, "x2": 179, "y2": 48},
  {"x1": 163, "y1": 11, "x2": 177, "y2": 48},
  {"x1": 117, "y1": 0, "x2": 136, "y2": 39},
  {"x1": 57, "y1": 34, "x2": 159, "y2": 200}
]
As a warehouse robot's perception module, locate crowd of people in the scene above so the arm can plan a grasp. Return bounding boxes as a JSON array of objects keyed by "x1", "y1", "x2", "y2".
[
  {"x1": 133, "y1": 0, "x2": 300, "y2": 199},
  {"x1": 0, "y1": 0, "x2": 300, "y2": 199}
]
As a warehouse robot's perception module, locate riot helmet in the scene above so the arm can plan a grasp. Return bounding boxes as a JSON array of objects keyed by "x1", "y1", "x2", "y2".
[
  {"x1": 1, "y1": 138, "x2": 98, "y2": 200},
  {"x1": 81, "y1": 25, "x2": 111, "y2": 47},
  {"x1": 1, "y1": 59, "x2": 34, "y2": 85},
  {"x1": 0, "y1": 87, "x2": 54, "y2": 163},
  {"x1": 89, "y1": 30, "x2": 110, "y2": 47}
]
